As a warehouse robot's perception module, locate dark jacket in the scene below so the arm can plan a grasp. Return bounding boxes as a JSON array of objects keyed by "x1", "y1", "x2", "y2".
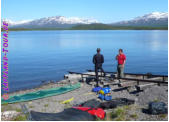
[{"x1": 93, "y1": 53, "x2": 104, "y2": 67}]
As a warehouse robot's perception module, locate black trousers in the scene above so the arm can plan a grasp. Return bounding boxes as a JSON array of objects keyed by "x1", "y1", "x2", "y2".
[{"x1": 95, "y1": 65, "x2": 105, "y2": 86}]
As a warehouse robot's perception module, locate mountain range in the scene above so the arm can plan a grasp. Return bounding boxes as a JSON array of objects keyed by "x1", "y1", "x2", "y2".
[
  {"x1": 3, "y1": 16, "x2": 98, "y2": 29},
  {"x1": 111, "y1": 12, "x2": 168, "y2": 27},
  {"x1": 2, "y1": 12, "x2": 168, "y2": 30}
]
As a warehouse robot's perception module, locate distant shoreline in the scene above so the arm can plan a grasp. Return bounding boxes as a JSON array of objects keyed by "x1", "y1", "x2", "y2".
[
  {"x1": 1, "y1": 28, "x2": 168, "y2": 32},
  {"x1": 1, "y1": 25, "x2": 168, "y2": 32}
]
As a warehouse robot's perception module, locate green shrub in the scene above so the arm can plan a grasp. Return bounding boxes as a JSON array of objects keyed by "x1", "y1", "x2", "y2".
[
  {"x1": 159, "y1": 114, "x2": 167, "y2": 118},
  {"x1": 29, "y1": 105, "x2": 34, "y2": 108},
  {"x1": 13, "y1": 115, "x2": 27, "y2": 121},
  {"x1": 111, "y1": 106, "x2": 127, "y2": 121},
  {"x1": 130, "y1": 113, "x2": 138, "y2": 119},
  {"x1": 44, "y1": 104, "x2": 49, "y2": 107}
]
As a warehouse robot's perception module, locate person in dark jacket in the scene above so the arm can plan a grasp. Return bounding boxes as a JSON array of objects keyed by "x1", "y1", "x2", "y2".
[{"x1": 93, "y1": 48, "x2": 105, "y2": 86}]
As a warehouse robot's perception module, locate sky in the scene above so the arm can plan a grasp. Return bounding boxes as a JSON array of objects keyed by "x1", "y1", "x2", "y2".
[{"x1": 1, "y1": 0, "x2": 168, "y2": 23}]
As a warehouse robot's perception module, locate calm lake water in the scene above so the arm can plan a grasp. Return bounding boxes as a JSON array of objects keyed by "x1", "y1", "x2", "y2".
[{"x1": 2, "y1": 30, "x2": 168, "y2": 92}]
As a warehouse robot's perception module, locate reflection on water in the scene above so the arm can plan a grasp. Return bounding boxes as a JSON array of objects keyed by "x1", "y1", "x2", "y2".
[{"x1": 2, "y1": 30, "x2": 168, "y2": 92}]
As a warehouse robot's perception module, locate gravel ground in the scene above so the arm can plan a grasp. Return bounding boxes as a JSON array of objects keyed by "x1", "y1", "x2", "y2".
[
  {"x1": 137, "y1": 85, "x2": 168, "y2": 106},
  {"x1": 1, "y1": 73, "x2": 168, "y2": 121}
]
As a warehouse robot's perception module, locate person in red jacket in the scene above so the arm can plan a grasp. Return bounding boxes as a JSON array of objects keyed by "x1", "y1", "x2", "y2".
[{"x1": 116, "y1": 49, "x2": 126, "y2": 78}]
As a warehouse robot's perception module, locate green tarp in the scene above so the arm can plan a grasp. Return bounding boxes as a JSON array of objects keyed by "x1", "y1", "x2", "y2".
[{"x1": 1, "y1": 83, "x2": 81, "y2": 104}]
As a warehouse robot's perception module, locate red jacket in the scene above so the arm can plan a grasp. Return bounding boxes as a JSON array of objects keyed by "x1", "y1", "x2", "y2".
[
  {"x1": 73, "y1": 107, "x2": 105, "y2": 119},
  {"x1": 117, "y1": 54, "x2": 126, "y2": 65}
]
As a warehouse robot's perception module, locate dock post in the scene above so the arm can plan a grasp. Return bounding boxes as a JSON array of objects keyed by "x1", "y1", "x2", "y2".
[
  {"x1": 81, "y1": 74, "x2": 84, "y2": 82},
  {"x1": 163, "y1": 76, "x2": 165, "y2": 82}
]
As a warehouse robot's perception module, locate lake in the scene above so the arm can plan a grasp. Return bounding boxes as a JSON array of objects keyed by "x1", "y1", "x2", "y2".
[{"x1": 2, "y1": 30, "x2": 168, "y2": 92}]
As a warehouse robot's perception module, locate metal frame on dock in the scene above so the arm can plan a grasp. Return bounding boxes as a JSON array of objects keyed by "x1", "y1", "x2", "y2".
[
  {"x1": 87, "y1": 70, "x2": 168, "y2": 82},
  {"x1": 68, "y1": 71, "x2": 168, "y2": 85}
]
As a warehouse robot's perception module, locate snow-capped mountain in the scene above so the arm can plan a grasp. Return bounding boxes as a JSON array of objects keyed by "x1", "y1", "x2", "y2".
[
  {"x1": 112, "y1": 12, "x2": 168, "y2": 27},
  {"x1": 2, "y1": 12, "x2": 168, "y2": 29},
  {"x1": 3, "y1": 19, "x2": 32, "y2": 26},
  {"x1": 3, "y1": 16, "x2": 98, "y2": 28}
]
